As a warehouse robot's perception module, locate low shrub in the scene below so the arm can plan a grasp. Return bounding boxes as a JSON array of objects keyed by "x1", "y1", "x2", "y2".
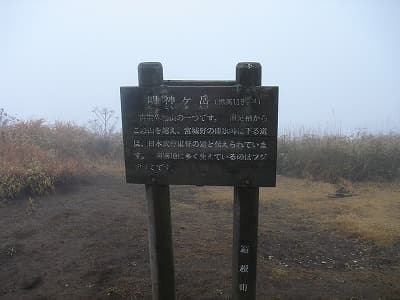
[
  {"x1": 0, "y1": 116, "x2": 123, "y2": 200},
  {"x1": 278, "y1": 132, "x2": 400, "y2": 183}
]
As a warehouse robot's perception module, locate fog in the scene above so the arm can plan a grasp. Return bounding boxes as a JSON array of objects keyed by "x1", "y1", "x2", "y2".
[{"x1": 1, "y1": 0, "x2": 399, "y2": 134}]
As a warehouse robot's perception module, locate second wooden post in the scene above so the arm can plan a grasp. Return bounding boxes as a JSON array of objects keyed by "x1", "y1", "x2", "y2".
[{"x1": 232, "y1": 62, "x2": 262, "y2": 300}]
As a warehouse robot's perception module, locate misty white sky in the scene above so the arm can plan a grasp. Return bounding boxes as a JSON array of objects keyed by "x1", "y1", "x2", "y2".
[{"x1": 1, "y1": 0, "x2": 399, "y2": 134}]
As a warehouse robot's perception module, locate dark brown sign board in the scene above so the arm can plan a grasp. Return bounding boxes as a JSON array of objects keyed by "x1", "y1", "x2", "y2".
[
  {"x1": 121, "y1": 63, "x2": 278, "y2": 300},
  {"x1": 121, "y1": 80, "x2": 278, "y2": 187}
]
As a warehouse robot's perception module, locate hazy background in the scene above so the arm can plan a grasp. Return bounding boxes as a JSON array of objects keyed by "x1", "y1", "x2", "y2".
[{"x1": 1, "y1": 0, "x2": 399, "y2": 134}]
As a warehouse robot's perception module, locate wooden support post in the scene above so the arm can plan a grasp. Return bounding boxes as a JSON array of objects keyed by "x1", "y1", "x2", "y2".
[
  {"x1": 232, "y1": 62, "x2": 262, "y2": 300},
  {"x1": 145, "y1": 184, "x2": 176, "y2": 300},
  {"x1": 139, "y1": 63, "x2": 176, "y2": 300},
  {"x1": 232, "y1": 187, "x2": 259, "y2": 300}
]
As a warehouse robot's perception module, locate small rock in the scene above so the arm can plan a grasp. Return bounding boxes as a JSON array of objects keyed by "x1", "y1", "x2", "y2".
[{"x1": 336, "y1": 278, "x2": 345, "y2": 283}]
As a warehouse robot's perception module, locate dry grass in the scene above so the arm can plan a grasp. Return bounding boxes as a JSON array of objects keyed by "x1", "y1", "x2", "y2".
[
  {"x1": 266, "y1": 177, "x2": 400, "y2": 246},
  {"x1": 270, "y1": 266, "x2": 290, "y2": 280},
  {"x1": 199, "y1": 177, "x2": 400, "y2": 246},
  {"x1": 0, "y1": 118, "x2": 123, "y2": 199},
  {"x1": 278, "y1": 132, "x2": 400, "y2": 183}
]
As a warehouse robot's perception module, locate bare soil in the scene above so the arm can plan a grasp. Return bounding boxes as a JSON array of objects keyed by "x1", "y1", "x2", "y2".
[{"x1": 1, "y1": 175, "x2": 399, "y2": 299}]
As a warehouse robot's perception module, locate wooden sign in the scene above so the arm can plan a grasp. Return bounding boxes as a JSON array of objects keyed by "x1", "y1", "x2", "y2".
[
  {"x1": 121, "y1": 63, "x2": 278, "y2": 300},
  {"x1": 121, "y1": 70, "x2": 278, "y2": 187}
]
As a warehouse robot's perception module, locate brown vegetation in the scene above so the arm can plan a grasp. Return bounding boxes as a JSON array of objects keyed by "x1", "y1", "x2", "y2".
[
  {"x1": 0, "y1": 111, "x2": 122, "y2": 199},
  {"x1": 201, "y1": 177, "x2": 400, "y2": 246},
  {"x1": 278, "y1": 132, "x2": 400, "y2": 183},
  {"x1": 1, "y1": 108, "x2": 400, "y2": 200}
]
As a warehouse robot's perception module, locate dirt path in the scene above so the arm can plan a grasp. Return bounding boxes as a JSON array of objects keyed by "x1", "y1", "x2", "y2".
[{"x1": 1, "y1": 175, "x2": 399, "y2": 299}]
